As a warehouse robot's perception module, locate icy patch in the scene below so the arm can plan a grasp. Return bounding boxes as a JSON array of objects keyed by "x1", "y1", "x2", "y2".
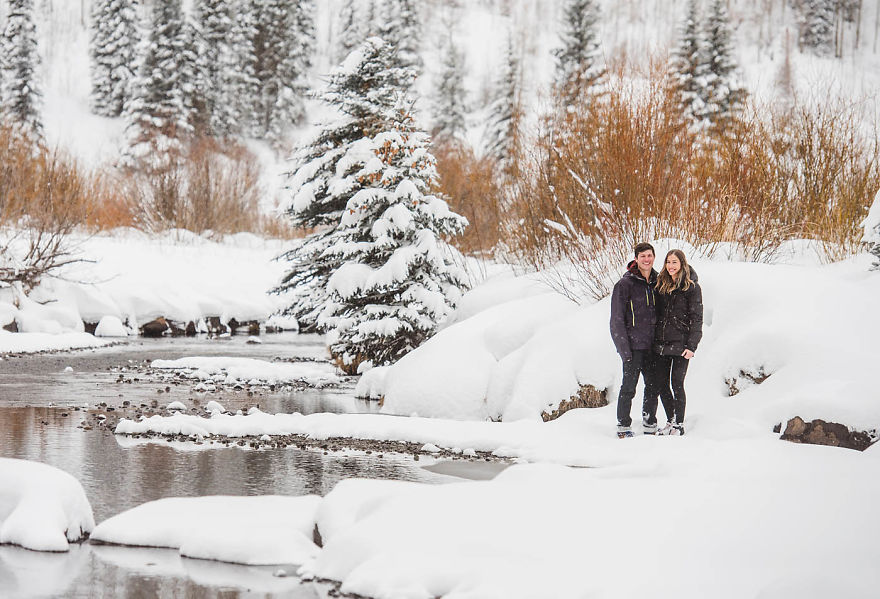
[
  {"x1": 91, "y1": 495, "x2": 321, "y2": 566},
  {"x1": 0, "y1": 458, "x2": 95, "y2": 552}
]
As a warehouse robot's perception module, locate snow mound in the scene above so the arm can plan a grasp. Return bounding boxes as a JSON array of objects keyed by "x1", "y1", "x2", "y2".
[
  {"x1": 91, "y1": 495, "x2": 321, "y2": 565},
  {"x1": 0, "y1": 458, "x2": 95, "y2": 551},
  {"x1": 94, "y1": 315, "x2": 129, "y2": 337}
]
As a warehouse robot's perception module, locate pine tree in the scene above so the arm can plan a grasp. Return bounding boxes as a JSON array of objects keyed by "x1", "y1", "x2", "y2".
[
  {"x1": 274, "y1": 37, "x2": 415, "y2": 331},
  {"x1": 431, "y1": 23, "x2": 468, "y2": 145},
  {"x1": 335, "y1": 0, "x2": 361, "y2": 64},
  {"x1": 89, "y1": 0, "x2": 139, "y2": 118},
  {"x1": 483, "y1": 33, "x2": 522, "y2": 176},
  {"x1": 395, "y1": 0, "x2": 423, "y2": 75},
  {"x1": 316, "y1": 111, "x2": 469, "y2": 372},
  {"x1": 191, "y1": 0, "x2": 237, "y2": 137},
  {"x1": 229, "y1": 1, "x2": 260, "y2": 136},
  {"x1": 864, "y1": 191, "x2": 880, "y2": 270},
  {"x1": 669, "y1": 0, "x2": 708, "y2": 128},
  {"x1": 249, "y1": 0, "x2": 313, "y2": 142},
  {"x1": 122, "y1": 0, "x2": 194, "y2": 171},
  {"x1": 552, "y1": 0, "x2": 606, "y2": 105},
  {"x1": 800, "y1": 0, "x2": 835, "y2": 55},
  {"x1": 701, "y1": 0, "x2": 746, "y2": 130},
  {"x1": 1, "y1": 0, "x2": 43, "y2": 141}
]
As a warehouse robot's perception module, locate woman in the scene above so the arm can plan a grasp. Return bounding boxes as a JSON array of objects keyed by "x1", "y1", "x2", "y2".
[{"x1": 652, "y1": 249, "x2": 703, "y2": 436}]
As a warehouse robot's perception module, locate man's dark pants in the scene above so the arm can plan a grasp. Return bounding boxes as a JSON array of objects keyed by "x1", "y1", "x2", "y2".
[{"x1": 616, "y1": 349, "x2": 657, "y2": 428}]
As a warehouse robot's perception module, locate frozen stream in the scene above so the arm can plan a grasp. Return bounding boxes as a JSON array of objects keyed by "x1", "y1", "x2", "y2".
[{"x1": 0, "y1": 334, "x2": 504, "y2": 598}]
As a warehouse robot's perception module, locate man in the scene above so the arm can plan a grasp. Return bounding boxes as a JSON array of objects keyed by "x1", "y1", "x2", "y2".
[{"x1": 609, "y1": 242, "x2": 659, "y2": 438}]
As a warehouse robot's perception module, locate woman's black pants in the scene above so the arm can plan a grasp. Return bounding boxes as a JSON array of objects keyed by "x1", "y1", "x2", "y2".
[{"x1": 653, "y1": 354, "x2": 689, "y2": 424}]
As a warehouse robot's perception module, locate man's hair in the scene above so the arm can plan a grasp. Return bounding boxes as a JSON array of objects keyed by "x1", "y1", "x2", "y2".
[{"x1": 634, "y1": 242, "x2": 655, "y2": 257}]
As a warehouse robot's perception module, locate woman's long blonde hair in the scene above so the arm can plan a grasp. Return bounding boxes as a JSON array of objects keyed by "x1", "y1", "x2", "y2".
[{"x1": 656, "y1": 249, "x2": 693, "y2": 294}]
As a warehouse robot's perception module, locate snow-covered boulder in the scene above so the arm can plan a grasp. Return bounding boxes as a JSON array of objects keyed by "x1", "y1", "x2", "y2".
[
  {"x1": 0, "y1": 458, "x2": 95, "y2": 551},
  {"x1": 94, "y1": 315, "x2": 128, "y2": 337},
  {"x1": 91, "y1": 495, "x2": 322, "y2": 565}
]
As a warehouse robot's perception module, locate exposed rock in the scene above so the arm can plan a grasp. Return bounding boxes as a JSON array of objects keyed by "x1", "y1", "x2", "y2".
[
  {"x1": 141, "y1": 317, "x2": 170, "y2": 338},
  {"x1": 248, "y1": 321, "x2": 260, "y2": 336},
  {"x1": 185, "y1": 321, "x2": 197, "y2": 336},
  {"x1": 206, "y1": 316, "x2": 228, "y2": 335},
  {"x1": 541, "y1": 384, "x2": 607, "y2": 422},
  {"x1": 780, "y1": 417, "x2": 876, "y2": 452},
  {"x1": 726, "y1": 366, "x2": 771, "y2": 396},
  {"x1": 168, "y1": 320, "x2": 186, "y2": 336},
  {"x1": 3, "y1": 320, "x2": 18, "y2": 333},
  {"x1": 83, "y1": 321, "x2": 98, "y2": 335}
]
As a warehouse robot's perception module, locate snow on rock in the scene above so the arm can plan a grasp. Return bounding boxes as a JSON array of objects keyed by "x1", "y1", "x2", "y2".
[
  {"x1": 90, "y1": 495, "x2": 321, "y2": 566},
  {"x1": 0, "y1": 458, "x2": 95, "y2": 552},
  {"x1": 380, "y1": 290, "x2": 578, "y2": 420},
  {"x1": 166, "y1": 401, "x2": 186, "y2": 412},
  {"x1": 94, "y1": 315, "x2": 128, "y2": 337},
  {"x1": 354, "y1": 365, "x2": 389, "y2": 399},
  {"x1": 204, "y1": 400, "x2": 226, "y2": 414},
  {"x1": 149, "y1": 356, "x2": 340, "y2": 387}
]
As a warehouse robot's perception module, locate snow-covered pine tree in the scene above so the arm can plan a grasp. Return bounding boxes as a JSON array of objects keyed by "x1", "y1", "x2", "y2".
[
  {"x1": 89, "y1": 0, "x2": 139, "y2": 118},
  {"x1": 122, "y1": 0, "x2": 194, "y2": 171},
  {"x1": 669, "y1": 0, "x2": 708, "y2": 128},
  {"x1": 701, "y1": 0, "x2": 746, "y2": 131},
  {"x1": 483, "y1": 33, "x2": 522, "y2": 177},
  {"x1": 864, "y1": 191, "x2": 880, "y2": 270},
  {"x1": 250, "y1": 0, "x2": 313, "y2": 142},
  {"x1": 552, "y1": 0, "x2": 606, "y2": 106},
  {"x1": 395, "y1": 0, "x2": 423, "y2": 76},
  {"x1": 317, "y1": 110, "x2": 469, "y2": 373},
  {"x1": 335, "y1": 0, "x2": 361, "y2": 64},
  {"x1": 1, "y1": 0, "x2": 43, "y2": 141},
  {"x1": 191, "y1": 0, "x2": 237, "y2": 137},
  {"x1": 229, "y1": 1, "x2": 260, "y2": 136},
  {"x1": 431, "y1": 22, "x2": 468, "y2": 145},
  {"x1": 800, "y1": 0, "x2": 834, "y2": 56},
  {"x1": 274, "y1": 37, "x2": 415, "y2": 331}
]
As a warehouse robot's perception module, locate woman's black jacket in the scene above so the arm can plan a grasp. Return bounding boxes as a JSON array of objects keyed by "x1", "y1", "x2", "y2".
[{"x1": 654, "y1": 266, "x2": 703, "y2": 356}]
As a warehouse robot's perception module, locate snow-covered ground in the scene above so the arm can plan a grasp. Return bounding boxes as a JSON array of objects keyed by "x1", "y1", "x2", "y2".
[{"x1": 0, "y1": 230, "x2": 295, "y2": 354}]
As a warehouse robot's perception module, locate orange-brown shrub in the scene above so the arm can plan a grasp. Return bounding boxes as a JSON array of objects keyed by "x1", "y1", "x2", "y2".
[{"x1": 433, "y1": 140, "x2": 504, "y2": 257}]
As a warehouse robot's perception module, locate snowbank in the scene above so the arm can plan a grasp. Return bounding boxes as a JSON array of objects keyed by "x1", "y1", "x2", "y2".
[
  {"x1": 0, "y1": 230, "x2": 294, "y2": 354},
  {"x1": 374, "y1": 248, "x2": 880, "y2": 430},
  {"x1": 150, "y1": 356, "x2": 340, "y2": 387},
  {"x1": 0, "y1": 330, "x2": 112, "y2": 354},
  {"x1": 90, "y1": 495, "x2": 321, "y2": 565},
  {"x1": 303, "y1": 450, "x2": 880, "y2": 599},
  {"x1": 0, "y1": 458, "x2": 95, "y2": 552}
]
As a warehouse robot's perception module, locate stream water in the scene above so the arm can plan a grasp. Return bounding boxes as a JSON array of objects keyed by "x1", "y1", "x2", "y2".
[{"x1": 0, "y1": 334, "x2": 503, "y2": 598}]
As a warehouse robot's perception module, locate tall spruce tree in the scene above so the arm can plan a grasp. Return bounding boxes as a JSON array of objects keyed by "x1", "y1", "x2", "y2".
[
  {"x1": 552, "y1": 0, "x2": 606, "y2": 105},
  {"x1": 316, "y1": 111, "x2": 469, "y2": 372},
  {"x1": 431, "y1": 23, "x2": 468, "y2": 144},
  {"x1": 191, "y1": 0, "x2": 237, "y2": 137},
  {"x1": 1, "y1": 0, "x2": 43, "y2": 141},
  {"x1": 274, "y1": 37, "x2": 415, "y2": 331},
  {"x1": 122, "y1": 0, "x2": 194, "y2": 170},
  {"x1": 229, "y1": 1, "x2": 260, "y2": 136},
  {"x1": 864, "y1": 192, "x2": 880, "y2": 270},
  {"x1": 800, "y1": 0, "x2": 835, "y2": 55},
  {"x1": 669, "y1": 0, "x2": 709, "y2": 128},
  {"x1": 483, "y1": 33, "x2": 522, "y2": 176},
  {"x1": 702, "y1": 0, "x2": 746, "y2": 130},
  {"x1": 335, "y1": 0, "x2": 361, "y2": 64},
  {"x1": 395, "y1": 0, "x2": 423, "y2": 75},
  {"x1": 89, "y1": 0, "x2": 139, "y2": 118}
]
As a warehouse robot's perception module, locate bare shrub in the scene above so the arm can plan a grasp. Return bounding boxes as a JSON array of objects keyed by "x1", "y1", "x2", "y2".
[
  {"x1": 506, "y1": 59, "x2": 880, "y2": 300},
  {"x1": 0, "y1": 126, "x2": 94, "y2": 290},
  {"x1": 125, "y1": 137, "x2": 267, "y2": 236},
  {"x1": 433, "y1": 140, "x2": 504, "y2": 257}
]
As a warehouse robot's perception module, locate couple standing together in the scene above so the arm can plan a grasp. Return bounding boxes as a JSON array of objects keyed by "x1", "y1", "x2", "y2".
[{"x1": 609, "y1": 242, "x2": 704, "y2": 439}]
